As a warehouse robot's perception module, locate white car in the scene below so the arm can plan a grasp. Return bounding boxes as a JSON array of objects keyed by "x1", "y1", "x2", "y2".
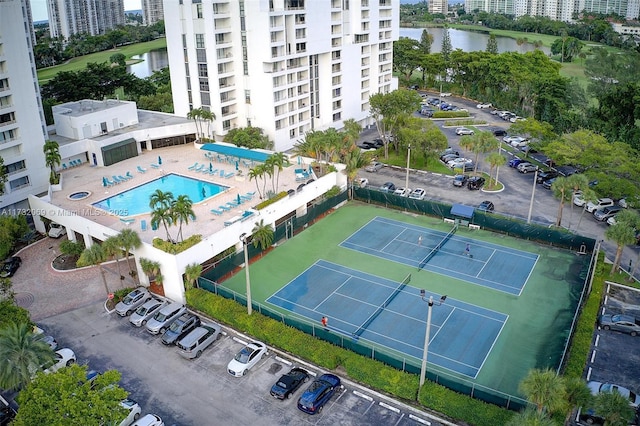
[
  {"x1": 440, "y1": 92, "x2": 452, "y2": 97},
  {"x1": 509, "y1": 138, "x2": 528, "y2": 148},
  {"x1": 607, "y1": 216, "x2": 617, "y2": 226},
  {"x1": 408, "y1": 188, "x2": 426, "y2": 200},
  {"x1": 355, "y1": 178, "x2": 368, "y2": 188},
  {"x1": 48, "y1": 223, "x2": 67, "y2": 238},
  {"x1": 44, "y1": 348, "x2": 76, "y2": 374},
  {"x1": 586, "y1": 198, "x2": 614, "y2": 213},
  {"x1": 447, "y1": 158, "x2": 471, "y2": 168},
  {"x1": 364, "y1": 162, "x2": 383, "y2": 173},
  {"x1": 227, "y1": 341, "x2": 268, "y2": 377},
  {"x1": 131, "y1": 414, "x2": 164, "y2": 426},
  {"x1": 119, "y1": 398, "x2": 142, "y2": 426},
  {"x1": 573, "y1": 191, "x2": 586, "y2": 207},
  {"x1": 393, "y1": 187, "x2": 411, "y2": 197},
  {"x1": 455, "y1": 127, "x2": 474, "y2": 136},
  {"x1": 477, "y1": 103, "x2": 492, "y2": 109}
]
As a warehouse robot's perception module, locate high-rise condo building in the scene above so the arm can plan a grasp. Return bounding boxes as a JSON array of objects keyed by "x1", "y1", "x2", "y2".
[
  {"x1": 47, "y1": 0, "x2": 125, "y2": 39},
  {"x1": 142, "y1": 0, "x2": 164, "y2": 25}
]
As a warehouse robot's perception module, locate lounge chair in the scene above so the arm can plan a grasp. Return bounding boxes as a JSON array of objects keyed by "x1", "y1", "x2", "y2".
[
  {"x1": 224, "y1": 172, "x2": 235, "y2": 179},
  {"x1": 105, "y1": 177, "x2": 116, "y2": 186},
  {"x1": 150, "y1": 163, "x2": 160, "y2": 169},
  {"x1": 210, "y1": 208, "x2": 223, "y2": 215},
  {"x1": 137, "y1": 166, "x2": 147, "y2": 173},
  {"x1": 76, "y1": 159, "x2": 82, "y2": 166},
  {"x1": 112, "y1": 175, "x2": 123, "y2": 184},
  {"x1": 219, "y1": 169, "x2": 225, "y2": 177},
  {"x1": 118, "y1": 175, "x2": 128, "y2": 182},
  {"x1": 188, "y1": 162, "x2": 199, "y2": 170},
  {"x1": 62, "y1": 163, "x2": 68, "y2": 170},
  {"x1": 219, "y1": 205, "x2": 231, "y2": 211},
  {"x1": 125, "y1": 171, "x2": 134, "y2": 179},
  {"x1": 208, "y1": 168, "x2": 218, "y2": 175},
  {"x1": 120, "y1": 217, "x2": 135, "y2": 225}
]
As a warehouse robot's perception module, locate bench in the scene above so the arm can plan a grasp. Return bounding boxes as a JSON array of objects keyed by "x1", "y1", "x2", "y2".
[
  {"x1": 443, "y1": 218, "x2": 455, "y2": 224},
  {"x1": 469, "y1": 224, "x2": 480, "y2": 230}
]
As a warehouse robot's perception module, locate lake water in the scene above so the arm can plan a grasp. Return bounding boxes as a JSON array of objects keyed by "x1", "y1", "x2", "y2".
[
  {"x1": 399, "y1": 27, "x2": 551, "y2": 55},
  {"x1": 127, "y1": 48, "x2": 169, "y2": 78}
]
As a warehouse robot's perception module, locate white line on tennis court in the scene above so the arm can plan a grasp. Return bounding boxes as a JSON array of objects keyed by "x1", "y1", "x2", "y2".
[
  {"x1": 518, "y1": 255, "x2": 541, "y2": 296},
  {"x1": 476, "y1": 249, "x2": 496, "y2": 277},
  {"x1": 473, "y1": 314, "x2": 509, "y2": 378}
]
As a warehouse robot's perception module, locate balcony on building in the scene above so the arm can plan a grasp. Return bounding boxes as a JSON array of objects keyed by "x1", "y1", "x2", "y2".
[{"x1": 285, "y1": 0, "x2": 305, "y2": 10}]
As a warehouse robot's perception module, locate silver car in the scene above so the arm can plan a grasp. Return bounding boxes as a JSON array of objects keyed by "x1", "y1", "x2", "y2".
[
  {"x1": 145, "y1": 302, "x2": 187, "y2": 335},
  {"x1": 598, "y1": 314, "x2": 640, "y2": 336},
  {"x1": 129, "y1": 299, "x2": 167, "y2": 327},
  {"x1": 177, "y1": 323, "x2": 222, "y2": 359},
  {"x1": 115, "y1": 287, "x2": 152, "y2": 317}
]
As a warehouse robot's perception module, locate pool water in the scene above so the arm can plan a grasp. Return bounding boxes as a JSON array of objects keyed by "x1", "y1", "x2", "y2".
[{"x1": 93, "y1": 173, "x2": 227, "y2": 217}]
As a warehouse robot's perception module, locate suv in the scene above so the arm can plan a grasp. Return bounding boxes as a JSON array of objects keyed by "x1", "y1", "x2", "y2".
[
  {"x1": 115, "y1": 287, "x2": 151, "y2": 317},
  {"x1": 365, "y1": 162, "x2": 383, "y2": 172},
  {"x1": 536, "y1": 170, "x2": 557, "y2": 184},
  {"x1": 177, "y1": 323, "x2": 222, "y2": 359},
  {"x1": 453, "y1": 175, "x2": 469, "y2": 187},
  {"x1": 145, "y1": 302, "x2": 187, "y2": 335},
  {"x1": 594, "y1": 205, "x2": 622, "y2": 221},
  {"x1": 586, "y1": 198, "x2": 614, "y2": 213},
  {"x1": 598, "y1": 314, "x2": 640, "y2": 336},
  {"x1": 517, "y1": 162, "x2": 538, "y2": 173},
  {"x1": 455, "y1": 127, "x2": 474, "y2": 136},
  {"x1": 48, "y1": 223, "x2": 67, "y2": 238},
  {"x1": 467, "y1": 176, "x2": 485, "y2": 190},
  {"x1": 161, "y1": 313, "x2": 201, "y2": 345}
]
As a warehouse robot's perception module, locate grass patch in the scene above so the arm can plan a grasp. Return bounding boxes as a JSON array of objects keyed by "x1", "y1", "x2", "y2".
[
  {"x1": 380, "y1": 149, "x2": 453, "y2": 175},
  {"x1": 443, "y1": 119, "x2": 486, "y2": 126},
  {"x1": 37, "y1": 38, "x2": 167, "y2": 84}
]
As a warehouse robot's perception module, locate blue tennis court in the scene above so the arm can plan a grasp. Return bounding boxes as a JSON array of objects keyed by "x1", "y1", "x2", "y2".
[
  {"x1": 267, "y1": 260, "x2": 508, "y2": 378},
  {"x1": 339, "y1": 216, "x2": 538, "y2": 296}
]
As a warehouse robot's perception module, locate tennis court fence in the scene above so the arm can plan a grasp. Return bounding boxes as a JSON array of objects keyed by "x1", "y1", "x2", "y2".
[{"x1": 197, "y1": 276, "x2": 529, "y2": 411}]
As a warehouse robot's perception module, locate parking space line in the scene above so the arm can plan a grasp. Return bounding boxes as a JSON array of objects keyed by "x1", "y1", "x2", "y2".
[
  {"x1": 587, "y1": 366, "x2": 592, "y2": 381},
  {"x1": 409, "y1": 413, "x2": 431, "y2": 425},
  {"x1": 393, "y1": 413, "x2": 406, "y2": 425},
  {"x1": 379, "y1": 401, "x2": 400, "y2": 413},
  {"x1": 232, "y1": 336, "x2": 247, "y2": 346},
  {"x1": 353, "y1": 390, "x2": 373, "y2": 401},
  {"x1": 275, "y1": 356, "x2": 291, "y2": 366},
  {"x1": 594, "y1": 335, "x2": 600, "y2": 347},
  {"x1": 590, "y1": 350, "x2": 596, "y2": 364}
]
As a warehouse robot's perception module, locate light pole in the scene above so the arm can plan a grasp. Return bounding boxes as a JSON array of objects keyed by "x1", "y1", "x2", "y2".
[
  {"x1": 405, "y1": 144, "x2": 411, "y2": 191},
  {"x1": 527, "y1": 168, "x2": 538, "y2": 224},
  {"x1": 419, "y1": 290, "x2": 447, "y2": 388},
  {"x1": 239, "y1": 233, "x2": 252, "y2": 315}
]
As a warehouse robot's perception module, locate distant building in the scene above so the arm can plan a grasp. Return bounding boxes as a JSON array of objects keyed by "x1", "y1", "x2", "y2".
[
  {"x1": 0, "y1": 0, "x2": 50, "y2": 214},
  {"x1": 142, "y1": 0, "x2": 164, "y2": 25},
  {"x1": 47, "y1": 0, "x2": 125, "y2": 39},
  {"x1": 469, "y1": 0, "x2": 638, "y2": 21},
  {"x1": 429, "y1": 0, "x2": 448, "y2": 14},
  {"x1": 164, "y1": 0, "x2": 399, "y2": 152}
]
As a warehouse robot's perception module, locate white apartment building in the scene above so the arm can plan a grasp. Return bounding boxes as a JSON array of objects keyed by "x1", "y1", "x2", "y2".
[
  {"x1": 466, "y1": 0, "x2": 515, "y2": 15},
  {"x1": 165, "y1": 0, "x2": 399, "y2": 152},
  {"x1": 0, "y1": 0, "x2": 50, "y2": 214},
  {"x1": 47, "y1": 0, "x2": 125, "y2": 39},
  {"x1": 429, "y1": 0, "x2": 448, "y2": 15},
  {"x1": 142, "y1": 0, "x2": 164, "y2": 25},
  {"x1": 477, "y1": 0, "x2": 637, "y2": 21}
]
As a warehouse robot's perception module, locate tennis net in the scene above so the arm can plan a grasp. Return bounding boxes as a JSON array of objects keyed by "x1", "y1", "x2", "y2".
[
  {"x1": 418, "y1": 224, "x2": 458, "y2": 270},
  {"x1": 353, "y1": 273, "x2": 411, "y2": 338}
]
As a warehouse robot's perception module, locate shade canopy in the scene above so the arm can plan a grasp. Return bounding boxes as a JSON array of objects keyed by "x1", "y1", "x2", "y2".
[{"x1": 450, "y1": 204, "x2": 474, "y2": 219}]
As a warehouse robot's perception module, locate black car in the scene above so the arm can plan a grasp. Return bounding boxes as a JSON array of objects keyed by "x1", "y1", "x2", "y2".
[
  {"x1": 556, "y1": 165, "x2": 578, "y2": 177},
  {"x1": 380, "y1": 182, "x2": 396, "y2": 192},
  {"x1": 542, "y1": 177, "x2": 557, "y2": 189},
  {"x1": 0, "y1": 257, "x2": 21, "y2": 278},
  {"x1": 467, "y1": 176, "x2": 485, "y2": 190},
  {"x1": 477, "y1": 201, "x2": 495, "y2": 212},
  {"x1": 536, "y1": 170, "x2": 558, "y2": 184},
  {"x1": 270, "y1": 367, "x2": 310, "y2": 400},
  {"x1": 161, "y1": 313, "x2": 201, "y2": 345},
  {"x1": 370, "y1": 139, "x2": 384, "y2": 149},
  {"x1": 491, "y1": 128, "x2": 508, "y2": 137},
  {"x1": 453, "y1": 174, "x2": 469, "y2": 187}
]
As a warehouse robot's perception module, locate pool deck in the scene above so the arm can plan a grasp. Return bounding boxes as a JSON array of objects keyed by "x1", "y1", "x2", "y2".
[{"x1": 52, "y1": 144, "x2": 309, "y2": 244}]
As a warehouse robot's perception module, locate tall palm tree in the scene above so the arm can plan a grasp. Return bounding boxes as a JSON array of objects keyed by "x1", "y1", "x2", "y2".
[
  {"x1": 248, "y1": 166, "x2": 264, "y2": 199},
  {"x1": 102, "y1": 236, "x2": 124, "y2": 281},
  {"x1": 267, "y1": 152, "x2": 287, "y2": 193},
  {"x1": 117, "y1": 228, "x2": 141, "y2": 281},
  {"x1": 519, "y1": 368, "x2": 566, "y2": 415},
  {"x1": 505, "y1": 407, "x2": 556, "y2": 426},
  {"x1": 200, "y1": 109, "x2": 216, "y2": 140},
  {"x1": 459, "y1": 131, "x2": 495, "y2": 174},
  {"x1": 485, "y1": 152, "x2": 506, "y2": 186},
  {"x1": 77, "y1": 243, "x2": 110, "y2": 295},
  {"x1": 605, "y1": 220, "x2": 637, "y2": 275},
  {"x1": 550, "y1": 177, "x2": 573, "y2": 227},
  {"x1": 0, "y1": 323, "x2": 55, "y2": 390},
  {"x1": 251, "y1": 219, "x2": 274, "y2": 250},
  {"x1": 172, "y1": 195, "x2": 195, "y2": 242},
  {"x1": 344, "y1": 149, "x2": 367, "y2": 199},
  {"x1": 594, "y1": 390, "x2": 636, "y2": 426},
  {"x1": 184, "y1": 263, "x2": 203, "y2": 290},
  {"x1": 43, "y1": 140, "x2": 61, "y2": 184},
  {"x1": 149, "y1": 190, "x2": 175, "y2": 241},
  {"x1": 186, "y1": 108, "x2": 203, "y2": 139}
]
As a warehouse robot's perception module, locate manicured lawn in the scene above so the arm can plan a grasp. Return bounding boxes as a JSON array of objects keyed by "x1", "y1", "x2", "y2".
[{"x1": 37, "y1": 38, "x2": 167, "y2": 84}]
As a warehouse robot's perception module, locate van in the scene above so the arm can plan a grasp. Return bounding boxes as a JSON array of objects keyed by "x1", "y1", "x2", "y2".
[
  {"x1": 48, "y1": 223, "x2": 67, "y2": 238},
  {"x1": 177, "y1": 323, "x2": 221, "y2": 359},
  {"x1": 145, "y1": 302, "x2": 186, "y2": 335}
]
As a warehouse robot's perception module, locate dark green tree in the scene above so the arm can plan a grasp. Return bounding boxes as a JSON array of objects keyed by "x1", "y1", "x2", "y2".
[{"x1": 486, "y1": 34, "x2": 498, "y2": 54}]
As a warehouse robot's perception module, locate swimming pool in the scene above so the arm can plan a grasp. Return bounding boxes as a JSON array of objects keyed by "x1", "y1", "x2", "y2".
[{"x1": 93, "y1": 173, "x2": 228, "y2": 217}]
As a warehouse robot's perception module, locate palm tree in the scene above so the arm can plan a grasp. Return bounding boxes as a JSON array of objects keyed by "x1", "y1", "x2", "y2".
[
  {"x1": 267, "y1": 152, "x2": 287, "y2": 193},
  {"x1": 551, "y1": 177, "x2": 574, "y2": 227},
  {"x1": 567, "y1": 174, "x2": 596, "y2": 231},
  {"x1": 200, "y1": 109, "x2": 216, "y2": 140},
  {"x1": 184, "y1": 263, "x2": 203, "y2": 290},
  {"x1": 505, "y1": 407, "x2": 556, "y2": 426},
  {"x1": 248, "y1": 166, "x2": 264, "y2": 199},
  {"x1": 117, "y1": 228, "x2": 141, "y2": 282},
  {"x1": 459, "y1": 131, "x2": 495, "y2": 174},
  {"x1": 172, "y1": 195, "x2": 195, "y2": 242},
  {"x1": 519, "y1": 368, "x2": 566, "y2": 415},
  {"x1": 102, "y1": 236, "x2": 125, "y2": 282},
  {"x1": 485, "y1": 152, "x2": 506, "y2": 186},
  {"x1": 149, "y1": 190, "x2": 175, "y2": 241},
  {"x1": 43, "y1": 140, "x2": 61, "y2": 184},
  {"x1": 251, "y1": 219, "x2": 274, "y2": 250},
  {"x1": 605, "y1": 220, "x2": 637, "y2": 275},
  {"x1": 77, "y1": 243, "x2": 111, "y2": 295},
  {"x1": 0, "y1": 323, "x2": 55, "y2": 390},
  {"x1": 186, "y1": 108, "x2": 203, "y2": 139},
  {"x1": 344, "y1": 149, "x2": 368, "y2": 199},
  {"x1": 563, "y1": 377, "x2": 593, "y2": 420},
  {"x1": 594, "y1": 390, "x2": 636, "y2": 426}
]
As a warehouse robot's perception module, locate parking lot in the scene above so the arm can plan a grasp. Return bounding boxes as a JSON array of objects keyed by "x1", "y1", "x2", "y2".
[{"x1": 39, "y1": 302, "x2": 445, "y2": 426}]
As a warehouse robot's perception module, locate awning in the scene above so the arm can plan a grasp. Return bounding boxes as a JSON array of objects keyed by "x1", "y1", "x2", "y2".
[
  {"x1": 201, "y1": 143, "x2": 271, "y2": 162},
  {"x1": 450, "y1": 204, "x2": 475, "y2": 219}
]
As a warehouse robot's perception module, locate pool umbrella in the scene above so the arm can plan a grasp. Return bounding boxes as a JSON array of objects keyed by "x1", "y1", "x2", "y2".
[
  {"x1": 158, "y1": 156, "x2": 162, "y2": 165},
  {"x1": 237, "y1": 193, "x2": 241, "y2": 205},
  {"x1": 102, "y1": 177, "x2": 108, "y2": 187},
  {"x1": 235, "y1": 161, "x2": 239, "y2": 171},
  {"x1": 297, "y1": 156, "x2": 301, "y2": 165},
  {"x1": 209, "y1": 162, "x2": 213, "y2": 172}
]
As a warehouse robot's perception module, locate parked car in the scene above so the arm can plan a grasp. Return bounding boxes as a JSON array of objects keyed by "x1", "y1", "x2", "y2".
[
  {"x1": 477, "y1": 103, "x2": 492, "y2": 109},
  {"x1": 509, "y1": 138, "x2": 529, "y2": 148},
  {"x1": 556, "y1": 165, "x2": 578, "y2": 177},
  {"x1": 408, "y1": 188, "x2": 426, "y2": 200},
  {"x1": 598, "y1": 314, "x2": 640, "y2": 336},
  {"x1": 477, "y1": 201, "x2": 495, "y2": 212},
  {"x1": 573, "y1": 191, "x2": 586, "y2": 207},
  {"x1": 161, "y1": 313, "x2": 201, "y2": 345},
  {"x1": 177, "y1": 323, "x2": 222, "y2": 359},
  {"x1": 129, "y1": 299, "x2": 167, "y2": 327},
  {"x1": 467, "y1": 176, "x2": 485, "y2": 190},
  {"x1": 43, "y1": 348, "x2": 76, "y2": 374},
  {"x1": 119, "y1": 398, "x2": 142, "y2": 426},
  {"x1": 536, "y1": 170, "x2": 558, "y2": 184},
  {"x1": 492, "y1": 128, "x2": 508, "y2": 137},
  {"x1": 440, "y1": 147, "x2": 458, "y2": 158},
  {"x1": 542, "y1": 177, "x2": 557, "y2": 190},
  {"x1": 587, "y1": 381, "x2": 640, "y2": 408},
  {"x1": 115, "y1": 287, "x2": 152, "y2": 317},
  {"x1": 0, "y1": 393, "x2": 17, "y2": 426},
  {"x1": 379, "y1": 182, "x2": 396, "y2": 192},
  {"x1": 131, "y1": 414, "x2": 164, "y2": 426},
  {"x1": 355, "y1": 177, "x2": 368, "y2": 188},
  {"x1": 453, "y1": 174, "x2": 469, "y2": 187},
  {"x1": 33, "y1": 325, "x2": 57, "y2": 350},
  {"x1": 227, "y1": 341, "x2": 268, "y2": 377},
  {"x1": 441, "y1": 153, "x2": 460, "y2": 163},
  {"x1": 145, "y1": 302, "x2": 187, "y2": 335},
  {"x1": 365, "y1": 162, "x2": 383, "y2": 172},
  {"x1": 440, "y1": 92, "x2": 452, "y2": 97},
  {"x1": 517, "y1": 162, "x2": 538, "y2": 173},
  {"x1": 297, "y1": 373, "x2": 341, "y2": 415},
  {"x1": 0, "y1": 257, "x2": 21, "y2": 278},
  {"x1": 594, "y1": 205, "x2": 623, "y2": 221},
  {"x1": 508, "y1": 158, "x2": 525, "y2": 168},
  {"x1": 447, "y1": 157, "x2": 471, "y2": 168},
  {"x1": 393, "y1": 187, "x2": 411, "y2": 197},
  {"x1": 270, "y1": 367, "x2": 310, "y2": 400},
  {"x1": 460, "y1": 162, "x2": 475, "y2": 172},
  {"x1": 503, "y1": 135, "x2": 525, "y2": 144},
  {"x1": 48, "y1": 223, "x2": 67, "y2": 238},
  {"x1": 455, "y1": 127, "x2": 474, "y2": 136},
  {"x1": 607, "y1": 216, "x2": 617, "y2": 226},
  {"x1": 586, "y1": 198, "x2": 615, "y2": 213}
]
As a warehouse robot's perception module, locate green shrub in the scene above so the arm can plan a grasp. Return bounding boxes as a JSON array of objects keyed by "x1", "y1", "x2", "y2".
[
  {"x1": 433, "y1": 111, "x2": 470, "y2": 119},
  {"x1": 59, "y1": 240, "x2": 85, "y2": 256},
  {"x1": 325, "y1": 186, "x2": 341, "y2": 198},
  {"x1": 152, "y1": 234, "x2": 202, "y2": 254},
  {"x1": 443, "y1": 119, "x2": 487, "y2": 126},
  {"x1": 255, "y1": 191, "x2": 288, "y2": 210}
]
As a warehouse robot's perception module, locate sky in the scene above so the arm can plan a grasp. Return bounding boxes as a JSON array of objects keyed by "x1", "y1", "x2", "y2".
[{"x1": 30, "y1": 0, "x2": 142, "y2": 22}]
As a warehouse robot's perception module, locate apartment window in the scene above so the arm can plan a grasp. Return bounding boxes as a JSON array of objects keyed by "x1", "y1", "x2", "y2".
[
  {"x1": 332, "y1": 100, "x2": 342, "y2": 110},
  {"x1": 196, "y1": 49, "x2": 207, "y2": 62},
  {"x1": 181, "y1": 34, "x2": 187, "y2": 48},
  {"x1": 199, "y1": 78, "x2": 209, "y2": 91},
  {"x1": 221, "y1": 106, "x2": 231, "y2": 116},
  {"x1": 332, "y1": 51, "x2": 341, "y2": 60},
  {"x1": 201, "y1": 92, "x2": 210, "y2": 105},
  {"x1": 332, "y1": 112, "x2": 341, "y2": 122},
  {"x1": 296, "y1": 43, "x2": 306, "y2": 53},
  {"x1": 196, "y1": 3, "x2": 203, "y2": 18},
  {"x1": 275, "y1": 119, "x2": 284, "y2": 130},
  {"x1": 275, "y1": 105, "x2": 285, "y2": 116},
  {"x1": 332, "y1": 75, "x2": 341, "y2": 85},
  {"x1": 9, "y1": 176, "x2": 29, "y2": 191},
  {"x1": 354, "y1": 34, "x2": 369, "y2": 43},
  {"x1": 333, "y1": 88, "x2": 341, "y2": 97},
  {"x1": 223, "y1": 120, "x2": 231, "y2": 131},
  {"x1": 295, "y1": 28, "x2": 306, "y2": 38},
  {"x1": 289, "y1": 116, "x2": 296, "y2": 125},
  {"x1": 198, "y1": 64, "x2": 208, "y2": 77},
  {"x1": 245, "y1": 90, "x2": 251, "y2": 103},
  {"x1": 290, "y1": 129, "x2": 296, "y2": 138},
  {"x1": 295, "y1": 14, "x2": 305, "y2": 24},
  {"x1": 0, "y1": 129, "x2": 16, "y2": 143},
  {"x1": 361, "y1": 0, "x2": 369, "y2": 6},
  {"x1": 331, "y1": 63, "x2": 341, "y2": 73},
  {"x1": 5, "y1": 160, "x2": 25, "y2": 174},
  {"x1": 195, "y1": 34, "x2": 205, "y2": 48},
  {"x1": 215, "y1": 33, "x2": 225, "y2": 44},
  {"x1": 219, "y1": 77, "x2": 228, "y2": 87}
]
